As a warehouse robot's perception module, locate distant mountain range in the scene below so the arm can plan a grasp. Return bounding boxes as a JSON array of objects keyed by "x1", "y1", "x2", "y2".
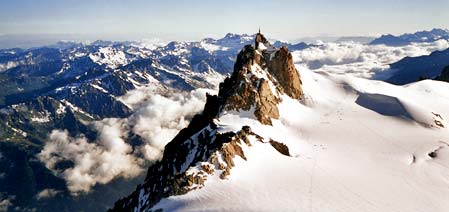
[{"x1": 370, "y1": 28, "x2": 449, "y2": 46}]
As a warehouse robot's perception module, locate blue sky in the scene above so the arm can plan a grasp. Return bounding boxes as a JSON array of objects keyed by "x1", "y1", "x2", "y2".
[{"x1": 1, "y1": 0, "x2": 448, "y2": 41}]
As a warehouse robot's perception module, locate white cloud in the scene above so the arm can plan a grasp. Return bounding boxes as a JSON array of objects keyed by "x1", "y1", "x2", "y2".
[
  {"x1": 129, "y1": 88, "x2": 212, "y2": 161},
  {"x1": 38, "y1": 121, "x2": 144, "y2": 194},
  {"x1": 118, "y1": 85, "x2": 162, "y2": 109},
  {"x1": 36, "y1": 189, "x2": 61, "y2": 200},
  {"x1": 292, "y1": 39, "x2": 449, "y2": 79},
  {"x1": 135, "y1": 38, "x2": 168, "y2": 50},
  {"x1": 38, "y1": 87, "x2": 214, "y2": 194}
]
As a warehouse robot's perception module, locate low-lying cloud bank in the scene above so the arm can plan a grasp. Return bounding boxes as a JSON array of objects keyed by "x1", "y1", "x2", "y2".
[
  {"x1": 38, "y1": 123, "x2": 143, "y2": 194},
  {"x1": 129, "y1": 89, "x2": 210, "y2": 161},
  {"x1": 293, "y1": 39, "x2": 449, "y2": 79},
  {"x1": 38, "y1": 88, "x2": 214, "y2": 194}
]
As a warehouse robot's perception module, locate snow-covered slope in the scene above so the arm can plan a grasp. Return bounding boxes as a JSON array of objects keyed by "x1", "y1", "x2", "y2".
[
  {"x1": 154, "y1": 68, "x2": 449, "y2": 212},
  {"x1": 111, "y1": 32, "x2": 449, "y2": 212}
]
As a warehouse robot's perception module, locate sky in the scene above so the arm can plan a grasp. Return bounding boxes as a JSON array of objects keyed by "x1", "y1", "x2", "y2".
[{"x1": 0, "y1": 0, "x2": 448, "y2": 42}]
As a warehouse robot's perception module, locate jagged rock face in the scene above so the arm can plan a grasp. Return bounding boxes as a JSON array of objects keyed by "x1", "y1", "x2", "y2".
[
  {"x1": 219, "y1": 45, "x2": 281, "y2": 125},
  {"x1": 109, "y1": 33, "x2": 302, "y2": 211},
  {"x1": 255, "y1": 79, "x2": 280, "y2": 125},
  {"x1": 255, "y1": 32, "x2": 270, "y2": 50},
  {"x1": 109, "y1": 124, "x2": 255, "y2": 212},
  {"x1": 219, "y1": 33, "x2": 302, "y2": 124},
  {"x1": 267, "y1": 46, "x2": 303, "y2": 99}
]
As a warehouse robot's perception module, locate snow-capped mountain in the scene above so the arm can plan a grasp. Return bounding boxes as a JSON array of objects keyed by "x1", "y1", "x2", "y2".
[
  {"x1": 0, "y1": 33, "x2": 314, "y2": 212},
  {"x1": 110, "y1": 32, "x2": 449, "y2": 212},
  {"x1": 0, "y1": 33, "x2": 262, "y2": 113},
  {"x1": 370, "y1": 28, "x2": 449, "y2": 46}
]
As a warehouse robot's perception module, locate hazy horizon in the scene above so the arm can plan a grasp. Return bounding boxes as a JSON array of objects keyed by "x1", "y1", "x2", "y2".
[
  {"x1": 0, "y1": 31, "x2": 380, "y2": 49},
  {"x1": 1, "y1": 0, "x2": 449, "y2": 48},
  {"x1": 1, "y1": 27, "x2": 448, "y2": 49}
]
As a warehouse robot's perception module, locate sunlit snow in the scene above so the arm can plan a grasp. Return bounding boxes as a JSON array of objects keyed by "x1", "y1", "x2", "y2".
[{"x1": 153, "y1": 61, "x2": 449, "y2": 212}]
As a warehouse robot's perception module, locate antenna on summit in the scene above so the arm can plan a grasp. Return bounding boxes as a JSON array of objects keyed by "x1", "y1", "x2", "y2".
[{"x1": 255, "y1": 27, "x2": 262, "y2": 49}]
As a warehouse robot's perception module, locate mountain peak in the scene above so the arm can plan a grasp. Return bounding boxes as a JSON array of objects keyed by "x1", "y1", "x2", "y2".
[
  {"x1": 218, "y1": 32, "x2": 303, "y2": 124},
  {"x1": 223, "y1": 32, "x2": 242, "y2": 39}
]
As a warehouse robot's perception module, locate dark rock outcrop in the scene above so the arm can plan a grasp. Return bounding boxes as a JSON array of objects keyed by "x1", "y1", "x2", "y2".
[
  {"x1": 267, "y1": 46, "x2": 303, "y2": 99},
  {"x1": 269, "y1": 139, "x2": 291, "y2": 156}
]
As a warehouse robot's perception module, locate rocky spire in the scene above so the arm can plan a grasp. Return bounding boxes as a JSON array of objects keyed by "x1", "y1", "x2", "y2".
[
  {"x1": 108, "y1": 32, "x2": 303, "y2": 211},
  {"x1": 221, "y1": 31, "x2": 303, "y2": 124},
  {"x1": 255, "y1": 29, "x2": 270, "y2": 50}
]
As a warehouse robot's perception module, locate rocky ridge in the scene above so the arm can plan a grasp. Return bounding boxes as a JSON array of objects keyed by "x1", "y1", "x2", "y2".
[{"x1": 109, "y1": 32, "x2": 303, "y2": 211}]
